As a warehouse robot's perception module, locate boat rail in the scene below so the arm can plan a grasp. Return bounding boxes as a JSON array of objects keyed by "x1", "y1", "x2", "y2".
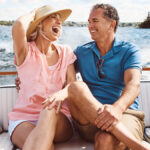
[{"x1": 0, "y1": 67, "x2": 150, "y2": 75}]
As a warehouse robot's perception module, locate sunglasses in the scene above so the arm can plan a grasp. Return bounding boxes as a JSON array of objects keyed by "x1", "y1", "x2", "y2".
[{"x1": 96, "y1": 59, "x2": 106, "y2": 79}]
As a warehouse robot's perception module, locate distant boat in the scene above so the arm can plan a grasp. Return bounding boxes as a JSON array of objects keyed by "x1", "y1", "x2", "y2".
[{"x1": 139, "y1": 12, "x2": 150, "y2": 28}]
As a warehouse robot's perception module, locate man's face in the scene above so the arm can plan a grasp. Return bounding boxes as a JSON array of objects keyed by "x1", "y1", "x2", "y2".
[{"x1": 88, "y1": 8, "x2": 113, "y2": 42}]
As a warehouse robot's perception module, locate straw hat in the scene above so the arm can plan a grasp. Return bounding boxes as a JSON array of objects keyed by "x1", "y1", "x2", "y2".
[{"x1": 27, "y1": 5, "x2": 72, "y2": 40}]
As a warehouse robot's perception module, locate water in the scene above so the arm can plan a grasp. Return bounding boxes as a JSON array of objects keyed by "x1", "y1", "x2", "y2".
[{"x1": 0, "y1": 25, "x2": 150, "y2": 85}]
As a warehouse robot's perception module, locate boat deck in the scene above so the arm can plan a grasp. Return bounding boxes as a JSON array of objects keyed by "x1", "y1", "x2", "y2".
[{"x1": 0, "y1": 132, "x2": 93, "y2": 150}]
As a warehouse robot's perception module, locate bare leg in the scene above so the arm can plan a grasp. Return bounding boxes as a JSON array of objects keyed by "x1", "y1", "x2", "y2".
[
  {"x1": 94, "y1": 130, "x2": 118, "y2": 150},
  {"x1": 11, "y1": 121, "x2": 35, "y2": 148},
  {"x1": 11, "y1": 120, "x2": 55, "y2": 150},
  {"x1": 22, "y1": 108, "x2": 73, "y2": 150},
  {"x1": 22, "y1": 108, "x2": 56, "y2": 150},
  {"x1": 54, "y1": 112, "x2": 73, "y2": 143},
  {"x1": 68, "y1": 81, "x2": 150, "y2": 150}
]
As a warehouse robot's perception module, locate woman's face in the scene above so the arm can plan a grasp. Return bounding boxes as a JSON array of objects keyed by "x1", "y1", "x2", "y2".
[{"x1": 41, "y1": 13, "x2": 62, "y2": 41}]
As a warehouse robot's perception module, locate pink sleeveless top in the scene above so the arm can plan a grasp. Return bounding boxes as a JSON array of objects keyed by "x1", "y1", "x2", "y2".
[{"x1": 9, "y1": 42, "x2": 76, "y2": 121}]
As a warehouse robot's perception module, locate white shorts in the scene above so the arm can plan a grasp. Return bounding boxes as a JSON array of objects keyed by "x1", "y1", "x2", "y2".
[
  {"x1": 8, "y1": 120, "x2": 37, "y2": 138},
  {"x1": 8, "y1": 117, "x2": 74, "y2": 139}
]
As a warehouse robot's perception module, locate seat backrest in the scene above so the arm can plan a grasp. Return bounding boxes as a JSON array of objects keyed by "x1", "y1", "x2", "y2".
[
  {"x1": 0, "y1": 86, "x2": 17, "y2": 131},
  {"x1": 139, "y1": 81, "x2": 150, "y2": 126}
]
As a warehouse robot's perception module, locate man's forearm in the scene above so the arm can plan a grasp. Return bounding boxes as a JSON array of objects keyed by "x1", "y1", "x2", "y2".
[{"x1": 113, "y1": 80, "x2": 140, "y2": 112}]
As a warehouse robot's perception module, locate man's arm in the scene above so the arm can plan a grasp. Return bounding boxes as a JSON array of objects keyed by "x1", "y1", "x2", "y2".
[
  {"x1": 15, "y1": 77, "x2": 21, "y2": 92},
  {"x1": 95, "y1": 68, "x2": 141, "y2": 131},
  {"x1": 113, "y1": 68, "x2": 141, "y2": 113}
]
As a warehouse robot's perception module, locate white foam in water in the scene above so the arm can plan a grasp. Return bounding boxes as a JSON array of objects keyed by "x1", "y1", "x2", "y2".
[
  {"x1": 0, "y1": 26, "x2": 150, "y2": 84},
  {"x1": 0, "y1": 41, "x2": 13, "y2": 53},
  {"x1": 0, "y1": 60, "x2": 6, "y2": 66},
  {"x1": 0, "y1": 60, "x2": 13, "y2": 66}
]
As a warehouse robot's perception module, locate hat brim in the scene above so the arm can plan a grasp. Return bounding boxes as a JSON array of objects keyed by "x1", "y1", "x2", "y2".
[{"x1": 27, "y1": 8, "x2": 72, "y2": 40}]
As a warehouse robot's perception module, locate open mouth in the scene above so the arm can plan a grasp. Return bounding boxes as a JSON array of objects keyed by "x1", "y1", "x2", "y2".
[{"x1": 52, "y1": 27, "x2": 60, "y2": 34}]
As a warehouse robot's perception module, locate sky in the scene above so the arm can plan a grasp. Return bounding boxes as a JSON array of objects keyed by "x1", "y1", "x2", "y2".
[{"x1": 0, "y1": 0, "x2": 150, "y2": 22}]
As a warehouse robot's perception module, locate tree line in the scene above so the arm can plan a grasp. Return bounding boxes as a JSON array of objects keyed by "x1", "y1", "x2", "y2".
[
  {"x1": 0, "y1": 20, "x2": 14, "y2": 26},
  {"x1": 0, "y1": 20, "x2": 143, "y2": 28}
]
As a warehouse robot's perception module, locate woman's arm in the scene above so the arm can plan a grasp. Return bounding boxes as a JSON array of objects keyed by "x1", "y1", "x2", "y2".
[
  {"x1": 43, "y1": 64, "x2": 76, "y2": 111},
  {"x1": 66, "y1": 63, "x2": 76, "y2": 84},
  {"x1": 61, "y1": 63, "x2": 76, "y2": 98},
  {"x1": 12, "y1": 9, "x2": 36, "y2": 66}
]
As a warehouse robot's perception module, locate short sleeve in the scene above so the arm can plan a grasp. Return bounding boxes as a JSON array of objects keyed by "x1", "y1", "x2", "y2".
[
  {"x1": 74, "y1": 48, "x2": 79, "y2": 73},
  {"x1": 123, "y1": 45, "x2": 142, "y2": 72},
  {"x1": 65, "y1": 45, "x2": 77, "y2": 66}
]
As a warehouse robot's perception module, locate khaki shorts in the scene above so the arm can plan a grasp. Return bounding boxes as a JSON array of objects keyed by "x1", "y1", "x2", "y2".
[{"x1": 73, "y1": 109, "x2": 145, "y2": 142}]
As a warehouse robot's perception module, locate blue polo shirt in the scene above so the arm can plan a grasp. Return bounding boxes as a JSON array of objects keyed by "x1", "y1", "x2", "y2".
[{"x1": 74, "y1": 38, "x2": 142, "y2": 110}]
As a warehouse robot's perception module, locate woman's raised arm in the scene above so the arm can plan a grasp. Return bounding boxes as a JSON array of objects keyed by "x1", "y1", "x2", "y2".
[{"x1": 12, "y1": 9, "x2": 36, "y2": 66}]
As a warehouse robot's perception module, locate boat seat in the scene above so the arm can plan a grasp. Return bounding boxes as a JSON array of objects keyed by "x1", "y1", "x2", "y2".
[
  {"x1": 0, "y1": 132, "x2": 93, "y2": 150},
  {"x1": 0, "y1": 80, "x2": 150, "y2": 149}
]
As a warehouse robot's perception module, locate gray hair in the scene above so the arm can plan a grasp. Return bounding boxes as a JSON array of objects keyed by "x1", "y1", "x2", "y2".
[{"x1": 91, "y1": 4, "x2": 119, "y2": 32}]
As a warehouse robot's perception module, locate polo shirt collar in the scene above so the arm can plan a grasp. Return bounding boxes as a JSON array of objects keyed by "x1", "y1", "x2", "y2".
[
  {"x1": 112, "y1": 38, "x2": 123, "y2": 54},
  {"x1": 90, "y1": 38, "x2": 123, "y2": 59},
  {"x1": 90, "y1": 42, "x2": 101, "y2": 58}
]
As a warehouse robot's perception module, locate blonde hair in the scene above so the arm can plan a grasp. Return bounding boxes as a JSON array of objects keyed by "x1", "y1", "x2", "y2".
[{"x1": 29, "y1": 23, "x2": 42, "y2": 41}]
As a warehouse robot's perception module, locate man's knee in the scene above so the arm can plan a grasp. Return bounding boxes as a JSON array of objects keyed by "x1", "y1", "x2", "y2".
[
  {"x1": 68, "y1": 81, "x2": 88, "y2": 99},
  {"x1": 95, "y1": 131, "x2": 115, "y2": 147}
]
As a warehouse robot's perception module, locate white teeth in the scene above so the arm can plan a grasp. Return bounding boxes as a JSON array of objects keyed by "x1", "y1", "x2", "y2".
[
  {"x1": 91, "y1": 30, "x2": 96, "y2": 33},
  {"x1": 53, "y1": 27, "x2": 59, "y2": 30}
]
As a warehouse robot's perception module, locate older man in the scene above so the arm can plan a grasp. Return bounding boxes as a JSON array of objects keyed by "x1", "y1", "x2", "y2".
[{"x1": 68, "y1": 3, "x2": 146, "y2": 150}]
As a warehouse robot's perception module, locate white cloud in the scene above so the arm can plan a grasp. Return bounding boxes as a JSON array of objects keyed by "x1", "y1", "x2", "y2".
[
  {"x1": 51, "y1": 0, "x2": 69, "y2": 2},
  {"x1": 115, "y1": 1, "x2": 150, "y2": 22},
  {"x1": 12, "y1": 0, "x2": 69, "y2": 4},
  {"x1": 0, "y1": 0, "x2": 6, "y2": 3},
  {"x1": 0, "y1": 0, "x2": 149, "y2": 22},
  {"x1": 11, "y1": 0, "x2": 42, "y2": 2},
  {"x1": 12, "y1": 0, "x2": 21, "y2": 2},
  {"x1": 91, "y1": 0, "x2": 150, "y2": 22},
  {"x1": 67, "y1": 1, "x2": 100, "y2": 22},
  {"x1": 69, "y1": 5, "x2": 90, "y2": 22},
  {"x1": 0, "y1": 7, "x2": 29, "y2": 20}
]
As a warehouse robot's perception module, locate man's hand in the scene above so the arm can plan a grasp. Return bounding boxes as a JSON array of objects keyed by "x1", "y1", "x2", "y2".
[
  {"x1": 0, "y1": 126, "x2": 3, "y2": 133},
  {"x1": 95, "y1": 104, "x2": 123, "y2": 132},
  {"x1": 15, "y1": 77, "x2": 21, "y2": 92}
]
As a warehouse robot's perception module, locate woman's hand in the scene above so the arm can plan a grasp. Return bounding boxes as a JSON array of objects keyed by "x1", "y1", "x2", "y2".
[
  {"x1": 29, "y1": 8, "x2": 37, "y2": 21},
  {"x1": 42, "y1": 89, "x2": 66, "y2": 113},
  {"x1": 42, "y1": 64, "x2": 76, "y2": 113}
]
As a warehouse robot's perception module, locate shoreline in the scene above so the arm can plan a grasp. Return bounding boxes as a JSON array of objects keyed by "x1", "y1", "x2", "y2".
[{"x1": 0, "y1": 21, "x2": 143, "y2": 28}]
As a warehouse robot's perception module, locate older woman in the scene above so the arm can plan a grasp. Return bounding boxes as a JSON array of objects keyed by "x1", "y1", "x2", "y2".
[{"x1": 8, "y1": 5, "x2": 76, "y2": 150}]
